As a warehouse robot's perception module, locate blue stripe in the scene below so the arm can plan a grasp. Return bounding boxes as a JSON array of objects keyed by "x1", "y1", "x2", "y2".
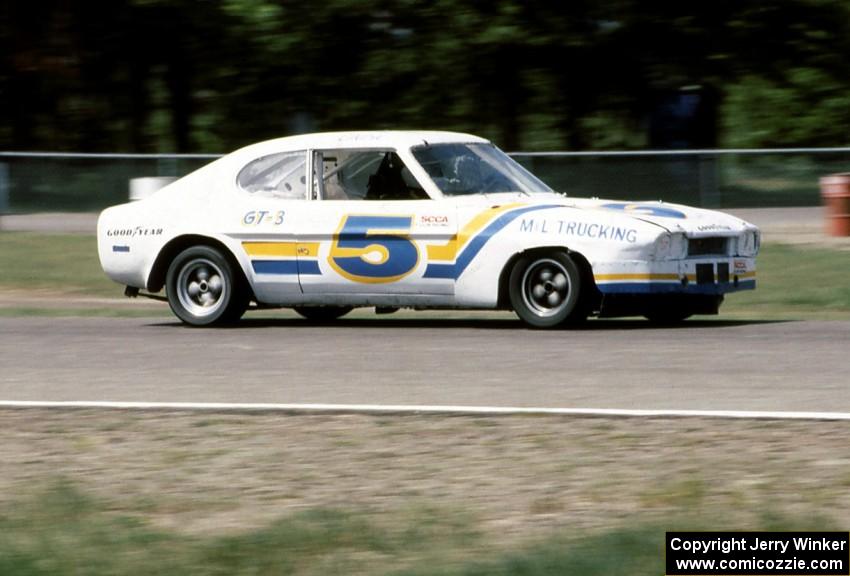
[
  {"x1": 298, "y1": 260, "x2": 321, "y2": 275},
  {"x1": 422, "y1": 263, "x2": 455, "y2": 279},
  {"x1": 423, "y1": 204, "x2": 561, "y2": 280},
  {"x1": 598, "y1": 280, "x2": 756, "y2": 295},
  {"x1": 112, "y1": 245, "x2": 130, "y2": 253},
  {"x1": 252, "y1": 259, "x2": 322, "y2": 276},
  {"x1": 252, "y1": 260, "x2": 299, "y2": 275}
]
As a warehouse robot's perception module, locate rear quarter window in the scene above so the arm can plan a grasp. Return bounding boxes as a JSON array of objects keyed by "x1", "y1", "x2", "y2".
[{"x1": 237, "y1": 151, "x2": 307, "y2": 199}]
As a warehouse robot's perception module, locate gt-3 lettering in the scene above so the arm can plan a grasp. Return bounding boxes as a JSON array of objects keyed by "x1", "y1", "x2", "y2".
[
  {"x1": 329, "y1": 215, "x2": 419, "y2": 283},
  {"x1": 243, "y1": 210, "x2": 285, "y2": 226}
]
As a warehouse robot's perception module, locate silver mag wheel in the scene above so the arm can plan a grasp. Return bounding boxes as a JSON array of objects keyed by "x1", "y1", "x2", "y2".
[
  {"x1": 166, "y1": 246, "x2": 248, "y2": 326},
  {"x1": 509, "y1": 251, "x2": 585, "y2": 329}
]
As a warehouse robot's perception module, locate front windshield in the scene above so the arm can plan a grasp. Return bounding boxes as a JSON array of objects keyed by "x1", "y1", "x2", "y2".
[{"x1": 411, "y1": 143, "x2": 553, "y2": 196}]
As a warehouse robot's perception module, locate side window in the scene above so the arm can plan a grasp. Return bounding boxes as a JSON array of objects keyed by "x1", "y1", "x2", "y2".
[
  {"x1": 314, "y1": 149, "x2": 428, "y2": 201},
  {"x1": 237, "y1": 151, "x2": 307, "y2": 199}
]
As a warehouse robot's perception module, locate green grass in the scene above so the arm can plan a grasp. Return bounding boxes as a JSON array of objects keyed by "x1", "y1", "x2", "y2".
[
  {"x1": 0, "y1": 483, "x2": 831, "y2": 576},
  {"x1": 0, "y1": 233, "x2": 116, "y2": 297},
  {"x1": 2, "y1": 232, "x2": 850, "y2": 319},
  {"x1": 723, "y1": 243, "x2": 850, "y2": 319}
]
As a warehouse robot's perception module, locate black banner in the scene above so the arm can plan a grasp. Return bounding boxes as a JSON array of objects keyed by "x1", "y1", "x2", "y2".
[{"x1": 666, "y1": 532, "x2": 849, "y2": 575}]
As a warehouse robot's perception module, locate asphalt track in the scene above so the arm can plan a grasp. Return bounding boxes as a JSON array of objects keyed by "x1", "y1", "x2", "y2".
[{"x1": 1, "y1": 316, "x2": 847, "y2": 412}]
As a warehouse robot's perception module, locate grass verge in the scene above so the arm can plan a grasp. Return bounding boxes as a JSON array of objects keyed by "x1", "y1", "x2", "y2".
[
  {"x1": 0, "y1": 233, "x2": 115, "y2": 297},
  {"x1": 722, "y1": 242, "x2": 850, "y2": 319},
  {"x1": 2, "y1": 232, "x2": 850, "y2": 319},
  {"x1": 0, "y1": 482, "x2": 833, "y2": 576}
]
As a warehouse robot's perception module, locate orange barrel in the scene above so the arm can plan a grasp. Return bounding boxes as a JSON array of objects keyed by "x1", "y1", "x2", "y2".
[{"x1": 819, "y1": 173, "x2": 850, "y2": 237}]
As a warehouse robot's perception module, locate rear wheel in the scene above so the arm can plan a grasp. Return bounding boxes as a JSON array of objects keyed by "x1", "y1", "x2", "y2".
[
  {"x1": 509, "y1": 252, "x2": 585, "y2": 328},
  {"x1": 166, "y1": 246, "x2": 248, "y2": 326},
  {"x1": 294, "y1": 306, "x2": 353, "y2": 322}
]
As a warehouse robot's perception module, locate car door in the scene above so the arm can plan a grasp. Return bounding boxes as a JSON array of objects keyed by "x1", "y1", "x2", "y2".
[
  {"x1": 296, "y1": 149, "x2": 457, "y2": 297},
  {"x1": 226, "y1": 149, "x2": 312, "y2": 304}
]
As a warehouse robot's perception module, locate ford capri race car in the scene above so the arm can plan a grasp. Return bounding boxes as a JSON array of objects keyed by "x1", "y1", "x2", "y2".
[{"x1": 98, "y1": 131, "x2": 759, "y2": 328}]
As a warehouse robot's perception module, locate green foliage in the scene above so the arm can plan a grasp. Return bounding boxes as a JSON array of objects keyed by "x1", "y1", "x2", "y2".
[
  {"x1": 723, "y1": 69, "x2": 850, "y2": 148},
  {"x1": 0, "y1": 481, "x2": 190, "y2": 576},
  {"x1": 0, "y1": 482, "x2": 835, "y2": 576},
  {"x1": 0, "y1": 1, "x2": 848, "y2": 152},
  {"x1": 0, "y1": 483, "x2": 479, "y2": 576}
]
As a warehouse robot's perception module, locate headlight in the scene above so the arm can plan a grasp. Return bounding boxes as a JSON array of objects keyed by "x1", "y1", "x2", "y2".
[
  {"x1": 737, "y1": 230, "x2": 760, "y2": 257},
  {"x1": 652, "y1": 232, "x2": 687, "y2": 260}
]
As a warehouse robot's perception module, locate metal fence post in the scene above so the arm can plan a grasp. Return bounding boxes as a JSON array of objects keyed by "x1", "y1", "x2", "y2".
[
  {"x1": 698, "y1": 153, "x2": 720, "y2": 208},
  {"x1": 0, "y1": 162, "x2": 9, "y2": 230},
  {"x1": 157, "y1": 157, "x2": 178, "y2": 177}
]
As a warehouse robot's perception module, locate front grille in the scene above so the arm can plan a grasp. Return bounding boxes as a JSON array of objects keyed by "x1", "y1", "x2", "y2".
[
  {"x1": 696, "y1": 263, "x2": 714, "y2": 285},
  {"x1": 688, "y1": 237, "x2": 728, "y2": 257}
]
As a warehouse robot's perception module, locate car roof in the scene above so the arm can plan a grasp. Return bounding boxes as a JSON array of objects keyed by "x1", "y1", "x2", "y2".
[{"x1": 229, "y1": 130, "x2": 491, "y2": 159}]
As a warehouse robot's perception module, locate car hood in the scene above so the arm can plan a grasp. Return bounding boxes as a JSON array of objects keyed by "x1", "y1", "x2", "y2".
[{"x1": 471, "y1": 193, "x2": 757, "y2": 236}]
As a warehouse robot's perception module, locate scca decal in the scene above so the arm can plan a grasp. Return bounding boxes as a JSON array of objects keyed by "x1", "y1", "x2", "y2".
[{"x1": 328, "y1": 215, "x2": 419, "y2": 283}]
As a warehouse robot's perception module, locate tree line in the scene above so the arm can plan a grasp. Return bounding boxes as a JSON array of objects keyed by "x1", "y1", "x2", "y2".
[{"x1": 1, "y1": 0, "x2": 848, "y2": 153}]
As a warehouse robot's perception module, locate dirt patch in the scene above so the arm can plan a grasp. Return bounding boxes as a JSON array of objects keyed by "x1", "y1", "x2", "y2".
[{"x1": 1, "y1": 410, "x2": 848, "y2": 544}]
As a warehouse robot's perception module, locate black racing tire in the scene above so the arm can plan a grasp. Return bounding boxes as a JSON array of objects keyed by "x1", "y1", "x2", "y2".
[
  {"x1": 166, "y1": 245, "x2": 248, "y2": 326},
  {"x1": 509, "y1": 251, "x2": 585, "y2": 329},
  {"x1": 293, "y1": 306, "x2": 353, "y2": 322}
]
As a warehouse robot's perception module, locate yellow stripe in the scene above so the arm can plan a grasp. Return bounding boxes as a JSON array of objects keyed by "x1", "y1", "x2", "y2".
[
  {"x1": 595, "y1": 271, "x2": 756, "y2": 283},
  {"x1": 243, "y1": 242, "x2": 297, "y2": 257},
  {"x1": 594, "y1": 273, "x2": 680, "y2": 282},
  {"x1": 685, "y1": 271, "x2": 756, "y2": 281},
  {"x1": 427, "y1": 203, "x2": 525, "y2": 261},
  {"x1": 243, "y1": 242, "x2": 319, "y2": 258}
]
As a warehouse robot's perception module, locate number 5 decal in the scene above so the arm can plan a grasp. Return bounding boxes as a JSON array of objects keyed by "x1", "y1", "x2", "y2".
[{"x1": 328, "y1": 215, "x2": 419, "y2": 283}]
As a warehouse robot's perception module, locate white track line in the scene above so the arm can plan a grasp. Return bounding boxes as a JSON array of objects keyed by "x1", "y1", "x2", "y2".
[{"x1": 1, "y1": 401, "x2": 850, "y2": 421}]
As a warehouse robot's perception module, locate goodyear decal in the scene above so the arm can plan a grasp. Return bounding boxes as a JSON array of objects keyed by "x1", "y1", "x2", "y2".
[
  {"x1": 424, "y1": 204, "x2": 561, "y2": 279},
  {"x1": 601, "y1": 203, "x2": 687, "y2": 219},
  {"x1": 243, "y1": 241, "x2": 320, "y2": 276}
]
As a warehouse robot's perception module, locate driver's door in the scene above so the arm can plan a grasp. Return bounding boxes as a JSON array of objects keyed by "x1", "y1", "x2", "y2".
[{"x1": 296, "y1": 149, "x2": 457, "y2": 297}]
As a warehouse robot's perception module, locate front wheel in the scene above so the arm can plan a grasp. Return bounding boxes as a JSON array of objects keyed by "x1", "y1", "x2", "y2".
[
  {"x1": 166, "y1": 246, "x2": 248, "y2": 326},
  {"x1": 509, "y1": 252, "x2": 585, "y2": 328}
]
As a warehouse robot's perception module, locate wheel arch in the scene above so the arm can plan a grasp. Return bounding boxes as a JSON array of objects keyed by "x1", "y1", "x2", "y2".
[
  {"x1": 496, "y1": 246, "x2": 600, "y2": 311},
  {"x1": 147, "y1": 235, "x2": 252, "y2": 298}
]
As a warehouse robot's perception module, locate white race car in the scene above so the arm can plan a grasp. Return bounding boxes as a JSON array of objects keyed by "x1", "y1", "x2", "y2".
[{"x1": 98, "y1": 131, "x2": 759, "y2": 328}]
